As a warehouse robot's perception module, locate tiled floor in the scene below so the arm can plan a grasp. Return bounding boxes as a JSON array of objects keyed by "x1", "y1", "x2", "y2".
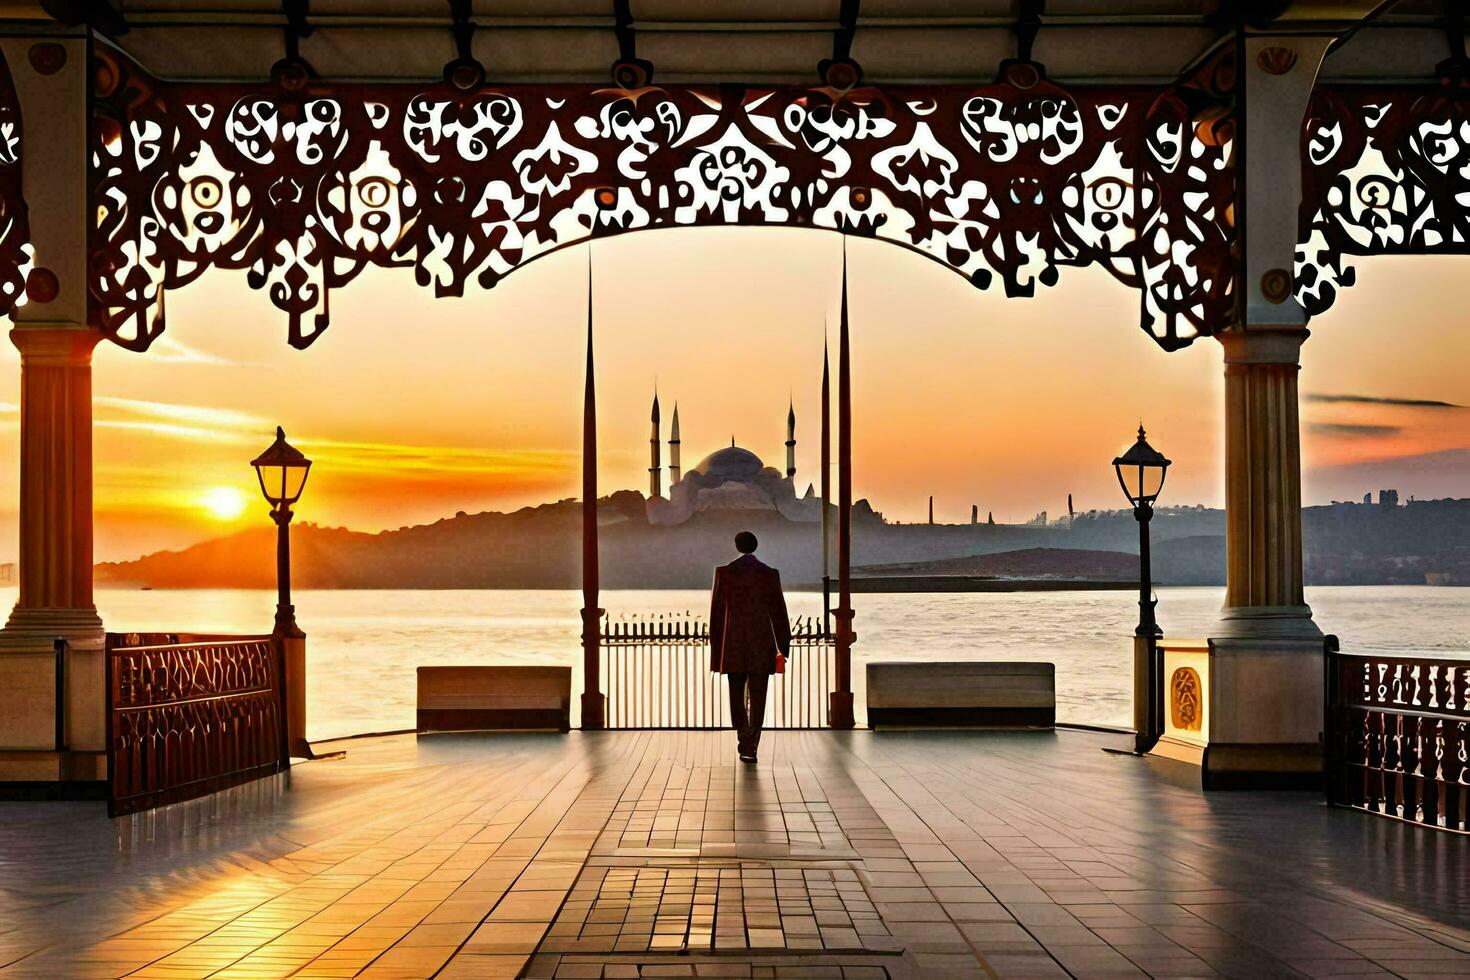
[
  {"x1": 1, "y1": 729, "x2": 1468, "y2": 978},
  {"x1": 546, "y1": 865, "x2": 887, "y2": 953}
]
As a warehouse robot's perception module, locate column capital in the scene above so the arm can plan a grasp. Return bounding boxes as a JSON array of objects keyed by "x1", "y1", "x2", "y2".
[
  {"x1": 1217, "y1": 327, "x2": 1308, "y2": 367},
  {"x1": 9, "y1": 325, "x2": 101, "y2": 366}
]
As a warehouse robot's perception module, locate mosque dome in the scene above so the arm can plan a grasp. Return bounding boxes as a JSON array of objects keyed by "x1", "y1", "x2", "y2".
[{"x1": 691, "y1": 445, "x2": 764, "y2": 482}]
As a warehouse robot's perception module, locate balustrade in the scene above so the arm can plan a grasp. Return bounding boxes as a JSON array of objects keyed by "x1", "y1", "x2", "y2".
[{"x1": 1326, "y1": 640, "x2": 1469, "y2": 831}]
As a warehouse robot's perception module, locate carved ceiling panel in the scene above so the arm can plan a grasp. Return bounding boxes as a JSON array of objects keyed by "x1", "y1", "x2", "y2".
[
  {"x1": 1297, "y1": 86, "x2": 1470, "y2": 316},
  {"x1": 88, "y1": 52, "x2": 1234, "y2": 352}
]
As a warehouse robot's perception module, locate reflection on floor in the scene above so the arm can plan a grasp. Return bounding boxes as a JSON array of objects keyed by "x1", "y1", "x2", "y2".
[{"x1": 1, "y1": 729, "x2": 1468, "y2": 978}]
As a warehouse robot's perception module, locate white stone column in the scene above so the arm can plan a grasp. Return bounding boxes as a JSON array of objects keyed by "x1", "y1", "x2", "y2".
[
  {"x1": 1218, "y1": 328, "x2": 1319, "y2": 637},
  {"x1": 0, "y1": 34, "x2": 105, "y2": 791},
  {"x1": 1202, "y1": 32, "x2": 1332, "y2": 789}
]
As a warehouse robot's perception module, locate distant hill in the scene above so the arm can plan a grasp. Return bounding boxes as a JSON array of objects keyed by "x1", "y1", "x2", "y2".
[
  {"x1": 856, "y1": 547, "x2": 1138, "y2": 580},
  {"x1": 94, "y1": 494, "x2": 1470, "y2": 589},
  {"x1": 1153, "y1": 535, "x2": 1228, "y2": 586},
  {"x1": 96, "y1": 494, "x2": 1059, "y2": 590}
]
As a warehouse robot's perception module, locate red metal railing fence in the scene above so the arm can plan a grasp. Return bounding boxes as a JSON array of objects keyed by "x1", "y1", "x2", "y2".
[{"x1": 106, "y1": 633, "x2": 290, "y2": 817}]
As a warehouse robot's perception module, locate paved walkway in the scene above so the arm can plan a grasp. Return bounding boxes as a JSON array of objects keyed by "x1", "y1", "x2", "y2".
[{"x1": 1, "y1": 730, "x2": 1468, "y2": 978}]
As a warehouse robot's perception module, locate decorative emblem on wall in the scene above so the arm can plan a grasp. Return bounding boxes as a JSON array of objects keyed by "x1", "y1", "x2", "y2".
[
  {"x1": 1260, "y1": 267, "x2": 1291, "y2": 303},
  {"x1": 88, "y1": 50, "x2": 1235, "y2": 353},
  {"x1": 1256, "y1": 47, "x2": 1298, "y2": 76},
  {"x1": 1170, "y1": 666, "x2": 1202, "y2": 732}
]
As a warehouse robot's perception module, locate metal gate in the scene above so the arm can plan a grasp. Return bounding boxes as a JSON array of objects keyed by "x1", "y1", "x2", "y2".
[{"x1": 600, "y1": 614, "x2": 833, "y2": 729}]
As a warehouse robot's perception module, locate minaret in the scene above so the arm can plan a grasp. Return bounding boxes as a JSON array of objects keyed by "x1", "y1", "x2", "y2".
[
  {"x1": 785, "y1": 399, "x2": 797, "y2": 481},
  {"x1": 648, "y1": 389, "x2": 661, "y2": 498},
  {"x1": 928, "y1": 496, "x2": 934, "y2": 525},
  {"x1": 668, "y1": 403, "x2": 681, "y2": 487}
]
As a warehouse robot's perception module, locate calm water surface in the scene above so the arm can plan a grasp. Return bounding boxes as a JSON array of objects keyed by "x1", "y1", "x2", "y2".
[{"x1": 45, "y1": 586, "x2": 1470, "y2": 741}]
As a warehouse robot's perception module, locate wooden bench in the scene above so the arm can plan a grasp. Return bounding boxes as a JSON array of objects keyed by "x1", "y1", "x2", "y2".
[
  {"x1": 416, "y1": 666, "x2": 571, "y2": 733},
  {"x1": 866, "y1": 661, "x2": 1055, "y2": 730}
]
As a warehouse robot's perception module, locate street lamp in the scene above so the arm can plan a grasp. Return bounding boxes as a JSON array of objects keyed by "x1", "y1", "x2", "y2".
[
  {"x1": 1113, "y1": 424, "x2": 1170, "y2": 636},
  {"x1": 252, "y1": 426, "x2": 312, "y2": 637},
  {"x1": 1113, "y1": 425, "x2": 1169, "y2": 754}
]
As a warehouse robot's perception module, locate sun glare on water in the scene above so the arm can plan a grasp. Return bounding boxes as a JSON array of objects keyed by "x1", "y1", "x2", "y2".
[{"x1": 201, "y1": 486, "x2": 248, "y2": 521}]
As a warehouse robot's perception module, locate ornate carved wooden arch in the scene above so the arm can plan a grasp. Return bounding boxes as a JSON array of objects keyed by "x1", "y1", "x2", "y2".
[
  {"x1": 1296, "y1": 83, "x2": 1470, "y2": 316},
  {"x1": 86, "y1": 49, "x2": 1237, "y2": 354}
]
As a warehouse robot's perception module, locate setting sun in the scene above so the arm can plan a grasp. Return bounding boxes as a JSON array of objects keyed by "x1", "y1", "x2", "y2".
[{"x1": 200, "y1": 486, "x2": 248, "y2": 521}]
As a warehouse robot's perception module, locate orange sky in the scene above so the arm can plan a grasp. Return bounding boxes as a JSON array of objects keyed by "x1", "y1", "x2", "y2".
[{"x1": 1, "y1": 229, "x2": 1467, "y2": 563}]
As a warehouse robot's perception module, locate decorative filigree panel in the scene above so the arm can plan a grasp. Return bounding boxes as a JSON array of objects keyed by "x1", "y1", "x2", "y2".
[
  {"x1": 107, "y1": 635, "x2": 288, "y2": 816},
  {"x1": 1297, "y1": 86, "x2": 1470, "y2": 315},
  {"x1": 0, "y1": 50, "x2": 30, "y2": 315},
  {"x1": 1327, "y1": 648, "x2": 1469, "y2": 832},
  {"x1": 91, "y1": 52, "x2": 1234, "y2": 353}
]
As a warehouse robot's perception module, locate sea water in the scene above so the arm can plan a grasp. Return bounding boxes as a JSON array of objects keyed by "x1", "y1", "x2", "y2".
[{"x1": 38, "y1": 585, "x2": 1469, "y2": 741}]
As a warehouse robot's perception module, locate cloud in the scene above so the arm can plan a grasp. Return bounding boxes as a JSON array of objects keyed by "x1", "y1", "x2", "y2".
[
  {"x1": 1308, "y1": 422, "x2": 1402, "y2": 438},
  {"x1": 91, "y1": 396, "x2": 575, "y2": 483},
  {"x1": 93, "y1": 397, "x2": 271, "y2": 445},
  {"x1": 140, "y1": 336, "x2": 238, "y2": 366},
  {"x1": 298, "y1": 436, "x2": 577, "y2": 479},
  {"x1": 1305, "y1": 393, "x2": 1462, "y2": 409},
  {"x1": 96, "y1": 397, "x2": 269, "y2": 431}
]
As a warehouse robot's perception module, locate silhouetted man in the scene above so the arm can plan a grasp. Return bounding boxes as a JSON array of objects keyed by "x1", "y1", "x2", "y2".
[{"x1": 709, "y1": 531, "x2": 792, "y2": 763}]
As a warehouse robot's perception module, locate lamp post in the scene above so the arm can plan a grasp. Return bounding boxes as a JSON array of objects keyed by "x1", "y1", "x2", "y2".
[
  {"x1": 1113, "y1": 425, "x2": 1170, "y2": 753},
  {"x1": 252, "y1": 426, "x2": 312, "y2": 638}
]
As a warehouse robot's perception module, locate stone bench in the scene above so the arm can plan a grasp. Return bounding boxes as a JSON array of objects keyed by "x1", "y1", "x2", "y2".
[
  {"x1": 866, "y1": 661, "x2": 1055, "y2": 730},
  {"x1": 416, "y1": 666, "x2": 571, "y2": 733}
]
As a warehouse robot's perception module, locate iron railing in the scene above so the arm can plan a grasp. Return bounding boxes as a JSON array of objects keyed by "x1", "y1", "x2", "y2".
[
  {"x1": 600, "y1": 614, "x2": 833, "y2": 729},
  {"x1": 106, "y1": 633, "x2": 290, "y2": 817},
  {"x1": 1326, "y1": 638, "x2": 1469, "y2": 832}
]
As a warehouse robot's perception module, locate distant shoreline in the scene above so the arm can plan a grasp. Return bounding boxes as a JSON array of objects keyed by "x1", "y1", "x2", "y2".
[
  {"x1": 795, "y1": 576, "x2": 1138, "y2": 593},
  {"x1": 89, "y1": 581, "x2": 1468, "y2": 593}
]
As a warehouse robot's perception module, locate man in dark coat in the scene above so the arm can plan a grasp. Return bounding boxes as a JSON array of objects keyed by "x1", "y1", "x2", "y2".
[{"x1": 709, "y1": 531, "x2": 792, "y2": 763}]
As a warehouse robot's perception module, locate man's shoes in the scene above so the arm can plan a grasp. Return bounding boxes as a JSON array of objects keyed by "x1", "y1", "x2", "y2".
[{"x1": 739, "y1": 753, "x2": 757, "y2": 764}]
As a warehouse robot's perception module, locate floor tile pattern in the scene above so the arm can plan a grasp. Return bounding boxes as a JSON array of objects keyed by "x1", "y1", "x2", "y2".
[
  {"x1": 542, "y1": 865, "x2": 887, "y2": 953},
  {"x1": 602, "y1": 751, "x2": 853, "y2": 858},
  {"x1": 1, "y1": 729, "x2": 1468, "y2": 978},
  {"x1": 523, "y1": 953, "x2": 894, "y2": 977}
]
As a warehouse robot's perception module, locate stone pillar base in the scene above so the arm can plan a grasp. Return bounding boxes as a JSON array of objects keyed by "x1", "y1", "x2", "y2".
[
  {"x1": 0, "y1": 604, "x2": 104, "y2": 651},
  {"x1": 0, "y1": 607, "x2": 105, "y2": 757},
  {"x1": 1201, "y1": 634, "x2": 1325, "y2": 790},
  {"x1": 0, "y1": 749, "x2": 106, "y2": 794},
  {"x1": 1201, "y1": 743, "x2": 1323, "y2": 791},
  {"x1": 0, "y1": 608, "x2": 107, "y2": 789},
  {"x1": 1215, "y1": 604, "x2": 1323, "y2": 641}
]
